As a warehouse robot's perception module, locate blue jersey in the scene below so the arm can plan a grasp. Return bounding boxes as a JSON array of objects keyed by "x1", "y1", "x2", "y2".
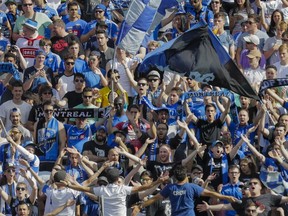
[
  {"x1": 65, "y1": 165, "x2": 88, "y2": 184},
  {"x1": 34, "y1": 5, "x2": 58, "y2": 19},
  {"x1": 36, "y1": 117, "x2": 59, "y2": 161},
  {"x1": 221, "y1": 182, "x2": 243, "y2": 216},
  {"x1": 44, "y1": 52, "x2": 60, "y2": 73},
  {"x1": 160, "y1": 183, "x2": 203, "y2": 216},
  {"x1": 185, "y1": 5, "x2": 214, "y2": 28},
  {"x1": 59, "y1": 58, "x2": 88, "y2": 74},
  {"x1": 80, "y1": 68, "x2": 105, "y2": 89},
  {"x1": 83, "y1": 19, "x2": 118, "y2": 39},
  {"x1": 6, "y1": 10, "x2": 20, "y2": 30},
  {"x1": 64, "y1": 19, "x2": 87, "y2": 38},
  {"x1": 65, "y1": 123, "x2": 97, "y2": 153}
]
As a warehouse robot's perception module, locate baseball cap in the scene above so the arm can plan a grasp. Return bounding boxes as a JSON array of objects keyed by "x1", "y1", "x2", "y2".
[
  {"x1": 191, "y1": 165, "x2": 203, "y2": 172},
  {"x1": 23, "y1": 141, "x2": 36, "y2": 148},
  {"x1": 148, "y1": 70, "x2": 160, "y2": 79},
  {"x1": 97, "y1": 176, "x2": 109, "y2": 185},
  {"x1": 3, "y1": 162, "x2": 15, "y2": 171},
  {"x1": 243, "y1": 35, "x2": 260, "y2": 45},
  {"x1": 94, "y1": 4, "x2": 106, "y2": 12},
  {"x1": 5, "y1": 0, "x2": 17, "y2": 6},
  {"x1": 10, "y1": 107, "x2": 21, "y2": 115},
  {"x1": 247, "y1": 49, "x2": 262, "y2": 58},
  {"x1": 97, "y1": 125, "x2": 107, "y2": 133},
  {"x1": 211, "y1": 140, "x2": 224, "y2": 147},
  {"x1": 35, "y1": 49, "x2": 46, "y2": 57},
  {"x1": 22, "y1": 19, "x2": 38, "y2": 31}
]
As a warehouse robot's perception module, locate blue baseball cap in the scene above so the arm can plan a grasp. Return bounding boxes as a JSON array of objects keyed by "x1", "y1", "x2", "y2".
[
  {"x1": 97, "y1": 125, "x2": 107, "y2": 133},
  {"x1": 35, "y1": 49, "x2": 46, "y2": 57},
  {"x1": 22, "y1": 19, "x2": 38, "y2": 31},
  {"x1": 94, "y1": 4, "x2": 106, "y2": 12},
  {"x1": 211, "y1": 140, "x2": 224, "y2": 148}
]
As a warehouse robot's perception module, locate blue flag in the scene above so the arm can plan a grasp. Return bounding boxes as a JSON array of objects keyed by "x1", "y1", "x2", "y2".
[{"x1": 138, "y1": 20, "x2": 259, "y2": 100}]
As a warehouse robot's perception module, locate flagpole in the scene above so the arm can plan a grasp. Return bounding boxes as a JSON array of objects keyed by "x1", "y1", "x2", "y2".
[{"x1": 111, "y1": 45, "x2": 117, "y2": 104}]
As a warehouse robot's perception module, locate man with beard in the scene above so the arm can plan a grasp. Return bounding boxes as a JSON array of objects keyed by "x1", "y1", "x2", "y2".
[
  {"x1": 6, "y1": 108, "x2": 33, "y2": 142},
  {"x1": 145, "y1": 122, "x2": 187, "y2": 161},
  {"x1": 0, "y1": 81, "x2": 32, "y2": 129},
  {"x1": 65, "y1": 117, "x2": 97, "y2": 153},
  {"x1": 107, "y1": 96, "x2": 128, "y2": 131},
  {"x1": 82, "y1": 126, "x2": 109, "y2": 163}
]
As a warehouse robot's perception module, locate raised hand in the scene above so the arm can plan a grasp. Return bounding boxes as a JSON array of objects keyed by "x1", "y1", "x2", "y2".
[
  {"x1": 177, "y1": 120, "x2": 188, "y2": 129},
  {"x1": 19, "y1": 158, "x2": 30, "y2": 167}
]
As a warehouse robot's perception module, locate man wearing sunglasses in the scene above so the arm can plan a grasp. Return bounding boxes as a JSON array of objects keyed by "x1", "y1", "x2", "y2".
[
  {"x1": 56, "y1": 55, "x2": 76, "y2": 99},
  {"x1": 12, "y1": 0, "x2": 52, "y2": 42},
  {"x1": 69, "y1": 87, "x2": 98, "y2": 125},
  {"x1": 34, "y1": 100, "x2": 66, "y2": 171},
  {"x1": 61, "y1": 73, "x2": 85, "y2": 108}
]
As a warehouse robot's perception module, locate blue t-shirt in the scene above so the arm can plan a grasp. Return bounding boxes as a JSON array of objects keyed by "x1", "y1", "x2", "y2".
[{"x1": 160, "y1": 183, "x2": 204, "y2": 216}]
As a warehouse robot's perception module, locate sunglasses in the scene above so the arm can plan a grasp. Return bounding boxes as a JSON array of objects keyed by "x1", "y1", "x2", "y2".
[
  {"x1": 23, "y1": 3, "x2": 33, "y2": 6},
  {"x1": 75, "y1": 79, "x2": 84, "y2": 83},
  {"x1": 16, "y1": 187, "x2": 26, "y2": 191},
  {"x1": 43, "y1": 92, "x2": 52, "y2": 95},
  {"x1": 95, "y1": 11, "x2": 103, "y2": 13},
  {"x1": 83, "y1": 95, "x2": 92, "y2": 99},
  {"x1": 65, "y1": 62, "x2": 75, "y2": 65},
  {"x1": 6, "y1": 169, "x2": 15, "y2": 173},
  {"x1": 44, "y1": 109, "x2": 53, "y2": 113},
  {"x1": 137, "y1": 83, "x2": 147, "y2": 87}
]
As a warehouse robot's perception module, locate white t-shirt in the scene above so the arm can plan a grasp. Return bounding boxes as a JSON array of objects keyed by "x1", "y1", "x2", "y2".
[
  {"x1": 93, "y1": 184, "x2": 132, "y2": 216},
  {"x1": 58, "y1": 74, "x2": 75, "y2": 99},
  {"x1": 275, "y1": 61, "x2": 288, "y2": 78},
  {"x1": 107, "y1": 58, "x2": 135, "y2": 97},
  {"x1": 0, "y1": 100, "x2": 32, "y2": 129},
  {"x1": 43, "y1": 185, "x2": 80, "y2": 216}
]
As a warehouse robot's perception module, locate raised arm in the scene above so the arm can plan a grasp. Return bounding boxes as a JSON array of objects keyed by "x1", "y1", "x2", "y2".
[
  {"x1": 266, "y1": 89, "x2": 286, "y2": 106},
  {"x1": 197, "y1": 201, "x2": 233, "y2": 213},
  {"x1": 241, "y1": 134, "x2": 265, "y2": 163},
  {"x1": 19, "y1": 168, "x2": 37, "y2": 204},
  {"x1": 19, "y1": 159, "x2": 45, "y2": 187},
  {"x1": 220, "y1": 97, "x2": 231, "y2": 123}
]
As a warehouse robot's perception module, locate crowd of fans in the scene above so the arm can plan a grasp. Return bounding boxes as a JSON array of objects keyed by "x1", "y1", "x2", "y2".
[{"x1": 0, "y1": 0, "x2": 288, "y2": 215}]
